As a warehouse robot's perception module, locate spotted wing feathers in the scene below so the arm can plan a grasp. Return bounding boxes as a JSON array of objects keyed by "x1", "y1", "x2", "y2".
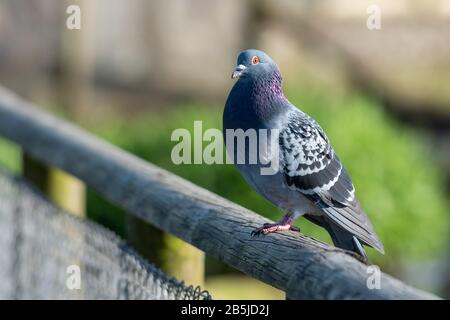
[{"x1": 280, "y1": 110, "x2": 384, "y2": 253}]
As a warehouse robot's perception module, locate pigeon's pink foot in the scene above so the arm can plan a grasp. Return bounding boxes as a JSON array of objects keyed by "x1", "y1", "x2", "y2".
[
  {"x1": 251, "y1": 223, "x2": 300, "y2": 236},
  {"x1": 251, "y1": 211, "x2": 300, "y2": 237}
]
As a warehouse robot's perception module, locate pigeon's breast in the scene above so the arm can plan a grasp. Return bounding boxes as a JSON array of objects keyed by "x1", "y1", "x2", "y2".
[{"x1": 223, "y1": 85, "x2": 318, "y2": 214}]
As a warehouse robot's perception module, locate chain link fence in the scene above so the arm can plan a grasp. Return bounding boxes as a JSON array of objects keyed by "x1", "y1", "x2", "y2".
[{"x1": 0, "y1": 167, "x2": 211, "y2": 300}]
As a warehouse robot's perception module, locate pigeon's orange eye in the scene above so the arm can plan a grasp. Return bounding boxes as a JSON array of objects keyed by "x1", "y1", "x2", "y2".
[{"x1": 252, "y1": 56, "x2": 260, "y2": 65}]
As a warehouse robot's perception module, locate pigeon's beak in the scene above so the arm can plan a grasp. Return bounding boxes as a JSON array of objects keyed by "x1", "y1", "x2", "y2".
[{"x1": 231, "y1": 64, "x2": 247, "y2": 79}]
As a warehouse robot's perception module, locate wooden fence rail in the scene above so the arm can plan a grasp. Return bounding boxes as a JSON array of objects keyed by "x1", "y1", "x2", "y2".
[{"x1": 0, "y1": 86, "x2": 440, "y2": 299}]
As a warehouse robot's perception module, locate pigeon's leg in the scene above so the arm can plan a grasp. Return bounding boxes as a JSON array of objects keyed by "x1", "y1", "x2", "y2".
[{"x1": 251, "y1": 210, "x2": 301, "y2": 237}]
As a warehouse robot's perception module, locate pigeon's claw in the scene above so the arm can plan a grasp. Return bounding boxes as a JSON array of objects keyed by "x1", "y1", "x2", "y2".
[{"x1": 251, "y1": 223, "x2": 300, "y2": 237}]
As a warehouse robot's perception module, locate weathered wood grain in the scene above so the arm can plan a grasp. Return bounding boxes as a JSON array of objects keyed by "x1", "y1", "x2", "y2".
[{"x1": 0, "y1": 87, "x2": 439, "y2": 299}]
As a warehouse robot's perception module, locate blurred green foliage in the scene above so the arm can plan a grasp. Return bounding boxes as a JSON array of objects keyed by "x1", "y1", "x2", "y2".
[
  {"x1": 86, "y1": 86, "x2": 448, "y2": 269},
  {"x1": 0, "y1": 137, "x2": 21, "y2": 173}
]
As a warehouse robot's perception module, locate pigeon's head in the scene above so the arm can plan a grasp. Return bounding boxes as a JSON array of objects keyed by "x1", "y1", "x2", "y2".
[{"x1": 231, "y1": 49, "x2": 280, "y2": 81}]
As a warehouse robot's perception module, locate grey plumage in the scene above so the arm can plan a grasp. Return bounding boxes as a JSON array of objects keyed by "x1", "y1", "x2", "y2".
[{"x1": 223, "y1": 49, "x2": 384, "y2": 258}]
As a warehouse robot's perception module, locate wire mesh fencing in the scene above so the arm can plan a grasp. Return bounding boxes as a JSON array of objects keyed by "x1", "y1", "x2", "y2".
[{"x1": 0, "y1": 167, "x2": 211, "y2": 300}]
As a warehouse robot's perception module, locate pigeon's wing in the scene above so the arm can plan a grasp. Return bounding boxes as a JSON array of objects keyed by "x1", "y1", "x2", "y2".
[{"x1": 279, "y1": 110, "x2": 384, "y2": 253}]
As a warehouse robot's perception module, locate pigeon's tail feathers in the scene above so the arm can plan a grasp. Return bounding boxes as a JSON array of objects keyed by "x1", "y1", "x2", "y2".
[
  {"x1": 321, "y1": 204, "x2": 385, "y2": 255},
  {"x1": 327, "y1": 223, "x2": 368, "y2": 260},
  {"x1": 304, "y1": 214, "x2": 382, "y2": 261}
]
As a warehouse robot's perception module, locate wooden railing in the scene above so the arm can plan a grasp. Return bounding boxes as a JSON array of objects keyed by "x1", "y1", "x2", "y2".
[{"x1": 0, "y1": 86, "x2": 440, "y2": 299}]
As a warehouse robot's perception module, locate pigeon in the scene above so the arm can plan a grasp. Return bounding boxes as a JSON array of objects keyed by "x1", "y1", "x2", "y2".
[{"x1": 223, "y1": 49, "x2": 384, "y2": 260}]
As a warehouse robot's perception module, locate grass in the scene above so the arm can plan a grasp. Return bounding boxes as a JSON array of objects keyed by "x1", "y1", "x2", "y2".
[{"x1": 205, "y1": 275, "x2": 284, "y2": 300}]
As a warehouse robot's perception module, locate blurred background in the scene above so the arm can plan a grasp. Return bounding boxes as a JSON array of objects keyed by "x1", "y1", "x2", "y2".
[{"x1": 0, "y1": 0, "x2": 449, "y2": 299}]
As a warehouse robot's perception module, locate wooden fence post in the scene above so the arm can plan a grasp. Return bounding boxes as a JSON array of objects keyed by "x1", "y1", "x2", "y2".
[
  {"x1": 127, "y1": 216, "x2": 205, "y2": 287},
  {"x1": 22, "y1": 153, "x2": 85, "y2": 217}
]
